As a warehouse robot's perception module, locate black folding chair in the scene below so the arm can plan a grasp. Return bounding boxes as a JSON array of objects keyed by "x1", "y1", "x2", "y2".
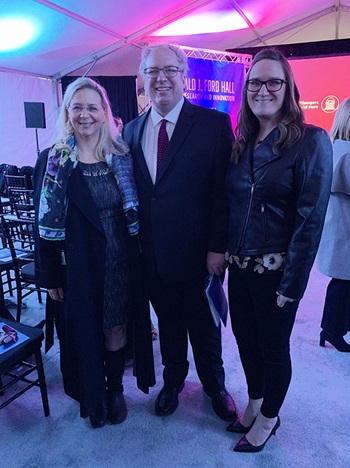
[
  {"x1": 7, "y1": 188, "x2": 35, "y2": 223},
  {"x1": 0, "y1": 216, "x2": 43, "y2": 322},
  {"x1": 4, "y1": 174, "x2": 27, "y2": 190},
  {"x1": 0, "y1": 318, "x2": 50, "y2": 416}
]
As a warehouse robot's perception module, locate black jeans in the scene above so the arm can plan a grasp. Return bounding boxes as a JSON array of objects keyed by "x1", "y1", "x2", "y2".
[
  {"x1": 321, "y1": 278, "x2": 350, "y2": 337},
  {"x1": 228, "y1": 267, "x2": 298, "y2": 418},
  {"x1": 149, "y1": 269, "x2": 225, "y2": 396}
]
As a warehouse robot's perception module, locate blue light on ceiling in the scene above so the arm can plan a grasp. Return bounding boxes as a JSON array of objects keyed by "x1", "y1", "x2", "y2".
[{"x1": 0, "y1": 18, "x2": 36, "y2": 52}]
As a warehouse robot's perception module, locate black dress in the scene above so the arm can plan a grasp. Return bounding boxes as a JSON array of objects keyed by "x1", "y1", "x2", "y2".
[{"x1": 79, "y1": 161, "x2": 129, "y2": 329}]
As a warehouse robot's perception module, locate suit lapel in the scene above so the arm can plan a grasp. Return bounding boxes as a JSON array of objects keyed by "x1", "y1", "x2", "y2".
[
  {"x1": 133, "y1": 100, "x2": 195, "y2": 185},
  {"x1": 155, "y1": 100, "x2": 194, "y2": 183},
  {"x1": 132, "y1": 111, "x2": 154, "y2": 187}
]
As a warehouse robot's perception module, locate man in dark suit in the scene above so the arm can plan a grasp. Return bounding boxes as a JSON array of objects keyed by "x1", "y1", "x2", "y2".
[{"x1": 124, "y1": 44, "x2": 237, "y2": 421}]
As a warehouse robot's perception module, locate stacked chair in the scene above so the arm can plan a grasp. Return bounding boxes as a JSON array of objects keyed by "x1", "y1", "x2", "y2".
[
  {"x1": 0, "y1": 209, "x2": 51, "y2": 417},
  {"x1": 4, "y1": 174, "x2": 28, "y2": 190},
  {"x1": 1, "y1": 202, "x2": 40, "y2": 322}
]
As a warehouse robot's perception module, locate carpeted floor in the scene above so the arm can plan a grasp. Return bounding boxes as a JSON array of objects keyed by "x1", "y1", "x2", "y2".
[{"x1": 1, "y1": 265, "x2": 349, "y2": 468}]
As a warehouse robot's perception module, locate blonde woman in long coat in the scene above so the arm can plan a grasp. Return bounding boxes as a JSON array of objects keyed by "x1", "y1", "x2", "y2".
[{"x1": 317, "y1": 98, "x2": 350, "y2": 352}]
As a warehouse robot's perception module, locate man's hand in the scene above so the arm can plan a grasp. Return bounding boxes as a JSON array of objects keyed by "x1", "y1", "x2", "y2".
[
  {"x1": 48, "y1": 287, "x2": 65, "y2": 302},
  {"x1": 206, "y1": 251, "x2": 226, "y2": 276}
]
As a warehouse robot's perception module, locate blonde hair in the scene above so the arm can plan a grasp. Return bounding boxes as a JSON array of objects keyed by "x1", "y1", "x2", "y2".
[
  {"x1": 330, "y1": 98, "x2": 350, "y2": 142},
  {"x1": 55, "y1": 77, "x2": 128, "y2": 158}
]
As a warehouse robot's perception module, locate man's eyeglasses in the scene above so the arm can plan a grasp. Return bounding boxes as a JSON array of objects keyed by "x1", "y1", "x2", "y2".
[
  {"x1": 143, "y1": 66, "x2": 183, "y2": 78},
  {"x1": 68, "y1": 105, "x2": 104, "y2": 114},
  {"x1": 246, "y1": 79, "x2": 287, "y2": 92}
]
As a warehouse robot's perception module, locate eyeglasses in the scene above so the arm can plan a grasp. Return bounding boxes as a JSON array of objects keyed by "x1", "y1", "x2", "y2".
[
  {"x1": 246, "y1": 79, "x2": 287, "y2": 92},
  {"x1": 68, "y1": 105, "x2": 104, "y2": 114},
  {"x1": 143, "y1": 66, "x2": 183, "y2": 78}
]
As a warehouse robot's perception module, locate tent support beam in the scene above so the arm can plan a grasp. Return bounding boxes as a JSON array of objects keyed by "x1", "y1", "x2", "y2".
[
  {"x1": 228, "y1": 0, "x2": 268, "y2": 46},
  {"x1": 33, "y1": 0, "x2": 125, "y2": 39},
  {"x1": 0, "y1": 67, "x2": 48, "y2": 79},
  {"x1": 51, "y1": 0, "x2": 217, "y2": 79},
  {"x1": 238, "y1": 7, "x2": 336, "y2": 48}
]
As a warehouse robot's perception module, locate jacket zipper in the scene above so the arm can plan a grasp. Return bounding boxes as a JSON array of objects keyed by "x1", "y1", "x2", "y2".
[
  {"x1": 261, "y1": 203, "x2": 269, "y2": 241},
  {"x1": 238, "y1": 182, "x2": 255, "y2": 250}
]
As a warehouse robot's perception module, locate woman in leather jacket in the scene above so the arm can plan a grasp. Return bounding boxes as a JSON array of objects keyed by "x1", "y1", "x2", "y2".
[{"x1": 225, "y1": 49, "x2": 332, "y2": 452}]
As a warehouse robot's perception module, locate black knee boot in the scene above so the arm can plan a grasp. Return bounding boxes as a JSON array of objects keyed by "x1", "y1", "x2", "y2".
[{"x1": 105, "y1": 347, "x2": 127, "y2": 424}]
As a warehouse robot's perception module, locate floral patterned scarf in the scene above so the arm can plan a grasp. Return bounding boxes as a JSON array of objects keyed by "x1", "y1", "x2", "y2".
[{"x1": 38, "y1": 136, "x2": 139, "y2": 240}]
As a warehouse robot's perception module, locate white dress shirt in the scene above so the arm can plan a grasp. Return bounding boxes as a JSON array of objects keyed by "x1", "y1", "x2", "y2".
[{"x1": 141, "y1": 98, "x2": 184, "y2": 183}]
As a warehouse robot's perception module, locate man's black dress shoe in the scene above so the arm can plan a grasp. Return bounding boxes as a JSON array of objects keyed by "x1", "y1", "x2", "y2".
[
  {"x1": 234, "y1": 416, "x2": 280, "y2": 453},
  {"x1": 211, "y1": 388, "x2": 237, "y2": 421},
  {"x1": 107, "y1": 390, "x2": 127, "y2": 424},
  {"x1": 226, "y1": 417, "x2": 254, "y2": 434},
  {"x1": 155, "y1": 383, "x2": 185, "y2": 416},
  {"x1": 89, "y1": 400, "x2": 108, "y2": 429}
]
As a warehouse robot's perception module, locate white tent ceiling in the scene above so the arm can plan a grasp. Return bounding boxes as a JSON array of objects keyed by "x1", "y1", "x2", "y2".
[{"x1": 1, "y1": 0, "x2": 349, "y2": 80}]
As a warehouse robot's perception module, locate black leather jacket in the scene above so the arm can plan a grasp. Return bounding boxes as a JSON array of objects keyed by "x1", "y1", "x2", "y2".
[{"x1": 226, "y1": 124, "x2": 332, "y2": 300}]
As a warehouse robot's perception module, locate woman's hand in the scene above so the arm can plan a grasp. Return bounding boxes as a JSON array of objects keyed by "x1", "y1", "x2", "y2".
[
  {"x1": 48, "y1": 287, "x2": 64, "y2": 302},
  {"x1": 276, "y1": 291, "x2": 295, "y2": 308},
  {"x1": 206, "y1": 251, "x2": 227, "y2": 276}
]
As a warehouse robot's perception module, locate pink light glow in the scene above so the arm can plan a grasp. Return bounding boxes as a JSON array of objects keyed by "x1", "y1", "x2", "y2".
[{"x1": 152, "y1": 11, "x2": 250, "y2": 36}]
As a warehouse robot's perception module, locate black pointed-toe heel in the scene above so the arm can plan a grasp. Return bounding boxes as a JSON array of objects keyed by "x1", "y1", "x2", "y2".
[
  {"x1": 320, "y1": 330, "x2": 350, "y2": 352},
  {"x1": 226, "y1": 418, "x2": 254, "y2": 434},
  {"x1": 233, "y1": 416, "x2": 280, "y2": 453}
]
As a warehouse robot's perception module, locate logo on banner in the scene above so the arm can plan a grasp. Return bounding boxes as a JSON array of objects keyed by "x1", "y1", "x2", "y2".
[
  {"x1": 184, "y1": 57, "x2": 245, "y2": 127},
  {"x1": 321, "y1": 95, "x2": 339, "y2": 113}
]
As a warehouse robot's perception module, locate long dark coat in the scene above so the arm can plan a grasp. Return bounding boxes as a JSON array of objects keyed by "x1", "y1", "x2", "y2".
[{"x1": 34, "y1": 149, "x2": 155, "y2": 418}]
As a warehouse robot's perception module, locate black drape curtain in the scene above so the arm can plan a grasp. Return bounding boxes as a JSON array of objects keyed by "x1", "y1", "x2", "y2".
[{"x1": 61, "y1": 76, "x2": 138, "y2": 124}]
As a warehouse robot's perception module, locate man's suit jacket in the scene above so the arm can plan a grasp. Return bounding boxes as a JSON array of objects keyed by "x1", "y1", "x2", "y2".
[{"x1": 124, "y1": 98, "x2": 233, "y2": 283}]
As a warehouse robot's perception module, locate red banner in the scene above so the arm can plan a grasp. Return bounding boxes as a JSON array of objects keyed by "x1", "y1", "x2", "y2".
[{"x1": 289, "y1": 55, "x2": 350, "y2": 132}]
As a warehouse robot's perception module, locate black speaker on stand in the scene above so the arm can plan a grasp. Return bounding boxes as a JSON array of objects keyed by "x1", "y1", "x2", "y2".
[{"x1": 24, "y1": 102, "x2": 46, "y2": 157}]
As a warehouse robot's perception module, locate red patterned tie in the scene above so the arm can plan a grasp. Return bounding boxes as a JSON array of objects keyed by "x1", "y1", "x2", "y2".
[{"x1": 157, "y1": 119, "x2": 169, "y2": 174}]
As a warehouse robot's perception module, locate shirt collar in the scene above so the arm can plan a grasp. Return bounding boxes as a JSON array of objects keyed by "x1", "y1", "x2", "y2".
[{"x1": 150, "y1": 97, "x2": 184, "y2": 127}]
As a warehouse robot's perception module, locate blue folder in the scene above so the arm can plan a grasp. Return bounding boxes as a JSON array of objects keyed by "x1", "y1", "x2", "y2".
[{"x1": 205, "y1": 274, "x2": 228, "y2": 327}]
